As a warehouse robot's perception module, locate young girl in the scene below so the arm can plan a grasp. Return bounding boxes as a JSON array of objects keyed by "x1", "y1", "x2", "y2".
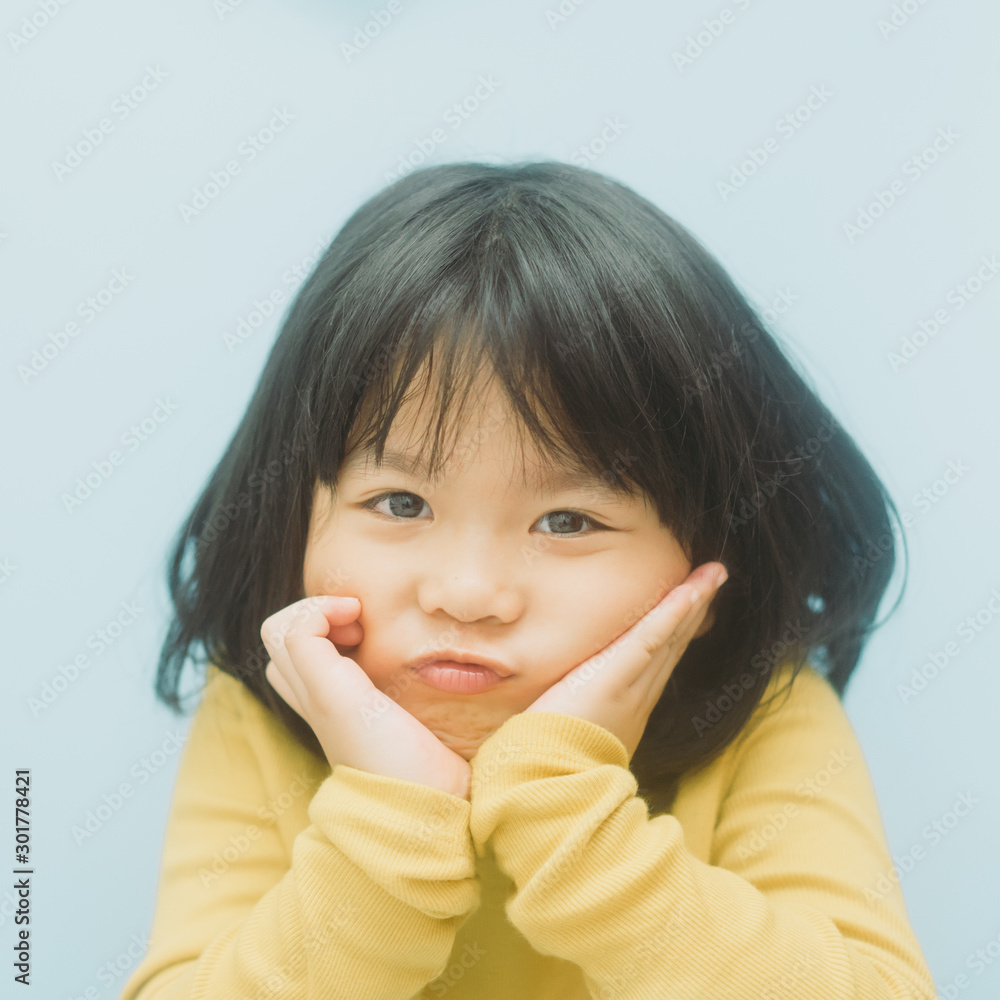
[{"x1": 120, "y1": 161, "x2": 936, "y2": 1000}]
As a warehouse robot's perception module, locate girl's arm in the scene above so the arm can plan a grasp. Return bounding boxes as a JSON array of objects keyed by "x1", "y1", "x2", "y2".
[
  {"x1": 468, "y1": 663, "x2": 937, "y2": 1000},
  {"x1": 119, "y1": 665, "x2": 480, "y2": 1000}
]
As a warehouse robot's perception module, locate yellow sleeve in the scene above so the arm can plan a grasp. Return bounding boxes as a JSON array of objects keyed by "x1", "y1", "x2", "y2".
[
  {"x1": 467, "y1": 666, "x2": 936, "y2": 1000},
  {"x1": 119, "y1": 667, "x2": 480, "y2": 1000}
]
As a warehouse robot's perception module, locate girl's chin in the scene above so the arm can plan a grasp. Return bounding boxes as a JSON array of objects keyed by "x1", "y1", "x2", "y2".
[
  {"x1": 415, "y1": 710, "x2": 509, "y2": 761},
  {"x1": 443, "y1": 735, "x2": 498, "y2": 762}
]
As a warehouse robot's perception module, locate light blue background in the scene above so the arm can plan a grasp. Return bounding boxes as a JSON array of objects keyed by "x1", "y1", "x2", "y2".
[{"x1": 3, "y1": 1, "x2": 998, "y2": 997}]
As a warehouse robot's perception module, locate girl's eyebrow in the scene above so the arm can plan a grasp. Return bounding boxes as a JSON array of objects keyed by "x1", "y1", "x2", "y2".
[{"x1": 342, "y1": 446, "x2": 625, "y2": 501}]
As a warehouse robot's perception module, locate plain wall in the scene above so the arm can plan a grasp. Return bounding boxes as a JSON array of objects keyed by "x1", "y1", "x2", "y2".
[{"x1": 3, "y1": 1, "x2": 998, "y2": 997}]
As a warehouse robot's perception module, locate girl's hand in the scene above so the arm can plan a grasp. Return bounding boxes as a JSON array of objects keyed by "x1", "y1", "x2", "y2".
[
  {"x1": 262, "y1": 595, "x2": 473, "y2": 800},
  {"x1": 523, "y1": 562, "x2": 729, "y2": 761}
]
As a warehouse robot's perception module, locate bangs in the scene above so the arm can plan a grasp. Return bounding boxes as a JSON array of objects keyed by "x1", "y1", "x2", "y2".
[{"x1": 302, "y1": 172, "x2": 710, "y2": 549}]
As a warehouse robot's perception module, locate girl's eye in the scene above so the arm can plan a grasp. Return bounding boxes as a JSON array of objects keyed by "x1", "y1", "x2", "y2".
[
  {"x1": 359, "y1": 492, "x2": 607, "y2": 537},
  {"x1": 360, "y1": 491, "x2": 429, "y2": 520},
  {"x1": 535, "y1": 510, "x2": 605, "y2": 536}
]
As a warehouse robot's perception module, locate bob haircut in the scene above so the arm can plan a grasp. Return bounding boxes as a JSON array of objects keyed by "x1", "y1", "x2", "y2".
[{"x1": 156, "y1": 160, "x2": 906, "y2": 812}]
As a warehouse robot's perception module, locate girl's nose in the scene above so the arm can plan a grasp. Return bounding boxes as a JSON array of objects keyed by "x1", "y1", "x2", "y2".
[{"x1": 416, "y1": 539, "x2": 522, "y2": 624}]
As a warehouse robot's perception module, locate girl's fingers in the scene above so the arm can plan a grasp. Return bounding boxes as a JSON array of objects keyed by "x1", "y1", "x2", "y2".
[
  {"x1": 647, "y1": 582, "x2": 718, "y2": 691},
  {"x1": 261, "y1": 595, "x2": 366, "y2": 717},
  {"x1": 265, "y1": 658, "x2": 306, "y2": 718},
  {"x1": 668, "y1": 570, "x2": 723, "y2": 646},
  {"x1": 330, "y1": 620, "x2": 364, "y2": 645},
  {"x1": 618, "y1": 564, "x2": 726, "y2": 684}
]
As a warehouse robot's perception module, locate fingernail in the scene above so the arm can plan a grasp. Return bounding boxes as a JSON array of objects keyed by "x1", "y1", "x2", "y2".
[{"x1": 717, "y1": 568, "x2": 728, "y2": 587}]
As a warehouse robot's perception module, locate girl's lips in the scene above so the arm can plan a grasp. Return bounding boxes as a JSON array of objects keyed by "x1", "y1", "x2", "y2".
[{"x1": 412, "y1": 660, "x2": 507, "y2": 694}]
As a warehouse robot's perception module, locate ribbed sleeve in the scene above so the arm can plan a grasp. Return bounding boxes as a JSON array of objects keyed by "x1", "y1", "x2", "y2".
[
  {"x1": 118, "y1": 668, "x2": 480, "y2": 1000},
  {"x1": 468, "y1": 670, "x2": 937, "y2": 1000}
]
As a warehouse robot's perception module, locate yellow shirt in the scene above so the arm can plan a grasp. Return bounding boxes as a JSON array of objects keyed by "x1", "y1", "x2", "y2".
[{"x1": 119, "y1": 660, "x2": 936, "y2": 999}]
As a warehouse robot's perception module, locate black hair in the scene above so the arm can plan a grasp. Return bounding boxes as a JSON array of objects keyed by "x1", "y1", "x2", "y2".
[{"x1": 155, "y1": 160, "x2": 906, "y2": 811}]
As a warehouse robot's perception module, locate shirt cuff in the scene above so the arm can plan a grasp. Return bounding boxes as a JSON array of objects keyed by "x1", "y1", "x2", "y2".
[{"x1": 469, "y1": 711, "x2": 633, "y2": 858}]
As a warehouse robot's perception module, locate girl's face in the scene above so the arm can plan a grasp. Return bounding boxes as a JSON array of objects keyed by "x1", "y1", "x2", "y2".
[{"x1": 303, "y1": 370, "x2": 706, "y2": 761}]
